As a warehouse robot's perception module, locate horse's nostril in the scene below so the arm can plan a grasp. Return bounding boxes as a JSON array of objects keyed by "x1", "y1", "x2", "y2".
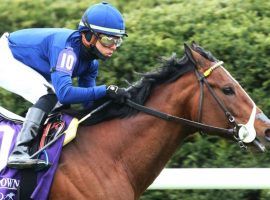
[{"x1": 264, "y1": 129, "x2": 270, "y2": 141}]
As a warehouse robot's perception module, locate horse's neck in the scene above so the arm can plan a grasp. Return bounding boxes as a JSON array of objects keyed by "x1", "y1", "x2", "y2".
[
  {"x1": 119, "y1": 114, "x2": 187, "y2": 194},
  {"x1": 117, "y1": 83, "x2": 194, "y2": 194},
  {"x1": 60, "y1": 74, "x2": 198, "y2": 198}
]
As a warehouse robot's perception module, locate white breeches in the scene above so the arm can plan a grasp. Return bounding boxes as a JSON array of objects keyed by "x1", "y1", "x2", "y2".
[{"x1": 0, "y1": 33, "x2": 53, "y2": 104}]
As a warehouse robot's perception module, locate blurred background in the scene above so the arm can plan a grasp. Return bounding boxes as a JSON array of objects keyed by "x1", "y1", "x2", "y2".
[{"x1": 0, "y1": 0, "x2": 269, "y2": 199}]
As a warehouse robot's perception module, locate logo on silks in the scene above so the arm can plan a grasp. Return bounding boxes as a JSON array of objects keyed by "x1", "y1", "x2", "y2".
[{"x1": 0, "y1": 177, "x2": 20, "y2": 200}]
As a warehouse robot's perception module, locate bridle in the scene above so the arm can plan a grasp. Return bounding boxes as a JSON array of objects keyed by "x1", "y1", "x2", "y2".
[
  {"x1": 194, "y1": 61, "x2": 245, "y2": 148},
  {"x1": 196, "y1": 61, "x2": 235, "y2": 125},
  {"x1": 193, "y1": 61, "x2": 266, "y2": 151},
  {"x1": 126, "y1": 61, "x2": 265, "y2": 151}
]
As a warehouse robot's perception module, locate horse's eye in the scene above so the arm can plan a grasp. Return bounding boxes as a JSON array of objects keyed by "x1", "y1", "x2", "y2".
[{"x1": 222, "y1": 86, "x2": 235, "y2": 95}]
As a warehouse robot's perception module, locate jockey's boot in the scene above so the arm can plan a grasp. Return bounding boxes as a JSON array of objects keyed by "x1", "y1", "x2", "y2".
[{"x1": 7, "y1": 107, "x2": 47, "y2": 169}]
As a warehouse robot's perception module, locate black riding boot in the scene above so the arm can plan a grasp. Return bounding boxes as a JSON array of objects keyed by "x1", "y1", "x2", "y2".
[{"x1": 7, "y1": 107, "x2": 47, "y2": 169}]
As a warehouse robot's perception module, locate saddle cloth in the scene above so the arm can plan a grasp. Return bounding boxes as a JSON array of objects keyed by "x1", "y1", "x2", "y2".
[{"x1": 0, "y1": 106, "x2": 76, "y2": 200}]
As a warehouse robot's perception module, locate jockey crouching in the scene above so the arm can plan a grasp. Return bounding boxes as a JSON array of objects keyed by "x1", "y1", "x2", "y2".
[{"x1": 2, "y1": 2, "x2": 130, "y2": 169}]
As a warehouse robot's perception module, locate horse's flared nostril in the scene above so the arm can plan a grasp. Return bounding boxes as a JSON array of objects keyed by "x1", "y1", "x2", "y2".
[{"x1": 264, "y1": 129, "x2": 270, "y2": 141}]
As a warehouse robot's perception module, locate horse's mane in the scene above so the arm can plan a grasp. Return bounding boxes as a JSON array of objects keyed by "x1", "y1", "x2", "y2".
[{"x1": 63, "y1": 44, "x2": 217, "y2": 125}]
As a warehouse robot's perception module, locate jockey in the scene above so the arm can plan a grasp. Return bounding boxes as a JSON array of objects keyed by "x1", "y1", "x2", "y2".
[{"x1": 1, "y1": 2, "x2": 130, "y2": 169}]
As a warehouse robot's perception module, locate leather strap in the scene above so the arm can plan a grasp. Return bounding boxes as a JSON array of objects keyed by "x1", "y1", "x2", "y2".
[{"x1": 126, "y1": 99, "x2": 236, "y2": 135}]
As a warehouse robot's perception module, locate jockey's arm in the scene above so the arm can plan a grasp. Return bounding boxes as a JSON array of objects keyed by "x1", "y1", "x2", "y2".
[
  {"x1": 51, "y1": 70, "x2": 106, "y2": 105},
  {"x1": 78, "y1": 65, "x2": 98, "y2": 108}
]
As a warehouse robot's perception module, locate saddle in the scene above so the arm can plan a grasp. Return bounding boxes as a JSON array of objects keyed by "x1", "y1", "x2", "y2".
[{"x1": 0, "y1": 106, "x2": 78, "y2": 200}]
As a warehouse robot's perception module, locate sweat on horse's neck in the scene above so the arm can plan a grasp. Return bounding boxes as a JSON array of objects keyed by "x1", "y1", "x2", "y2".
[{"x1": 52, "y1": 72, "x2": 198, "y2": 200}]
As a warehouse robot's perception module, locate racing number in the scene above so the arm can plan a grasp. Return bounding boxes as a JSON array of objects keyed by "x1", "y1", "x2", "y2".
[{"x1": 59, "y1": 52, "x2": 75, "y2": 71}]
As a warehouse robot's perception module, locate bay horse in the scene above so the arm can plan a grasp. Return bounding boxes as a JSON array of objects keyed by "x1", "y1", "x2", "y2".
[{"x1": 49, "y1": 42, "x2": 270, "y2": 200}]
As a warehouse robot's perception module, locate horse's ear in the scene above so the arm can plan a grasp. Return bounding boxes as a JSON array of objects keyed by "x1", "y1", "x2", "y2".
[
  {"x1": 184, "y1": 42, "x2": 207, "y2": 68},
  {"x1": 191, "y1": 41, "x2": 198, "y2": 48},
  {"x1": 184, "y1": 43, "x2": 196, "y2": 65}
]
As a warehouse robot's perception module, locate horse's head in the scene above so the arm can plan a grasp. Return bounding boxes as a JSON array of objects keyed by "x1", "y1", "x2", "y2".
[{"x1": 183, "y1": 42, "x2": 270, "y2": 151}]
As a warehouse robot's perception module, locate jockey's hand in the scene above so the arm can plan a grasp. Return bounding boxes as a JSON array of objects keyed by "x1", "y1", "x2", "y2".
[{"x1": 106, "y1": 85, "x2": 131, "y2": 103}]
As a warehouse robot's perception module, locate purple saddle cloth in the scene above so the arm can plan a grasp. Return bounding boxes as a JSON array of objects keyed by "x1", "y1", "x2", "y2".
[{"x1": 0, "y1": 111, "x2": 73, "y2": 200}]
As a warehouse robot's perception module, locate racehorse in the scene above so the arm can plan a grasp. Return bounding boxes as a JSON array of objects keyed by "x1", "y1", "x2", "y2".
[{"x1": 48, "y1": 42, "x2": 270, "y2": 200}]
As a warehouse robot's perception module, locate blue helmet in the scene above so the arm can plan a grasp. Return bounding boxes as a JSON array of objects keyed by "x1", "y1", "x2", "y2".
[{"x1": 78, "y1": 2, "x2": 127, "y2": 37}]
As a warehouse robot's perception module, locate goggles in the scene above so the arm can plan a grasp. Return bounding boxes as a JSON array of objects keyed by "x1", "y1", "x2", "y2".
[{"x1": 98, "y1": 34, "x2": 123, "y2": 47}]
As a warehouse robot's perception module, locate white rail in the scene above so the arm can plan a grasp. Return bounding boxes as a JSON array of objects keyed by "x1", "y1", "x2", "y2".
[{"x1": 148, "y1": 168, "x2": 270, "y2": 189}]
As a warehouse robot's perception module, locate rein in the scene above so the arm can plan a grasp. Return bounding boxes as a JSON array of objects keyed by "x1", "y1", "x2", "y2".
[
  {"x1": 126, "y1": 62, "x2": 238, "y2": 134},
  {"x1": 76, "y1": 61, "x2": 264, "y2": 151},
  {"x1": 125, "y1": 61, "x2": 250, "y2": 150},
  {"x1": 126, "y1": 99, "x2": 236, "y2": 135}
]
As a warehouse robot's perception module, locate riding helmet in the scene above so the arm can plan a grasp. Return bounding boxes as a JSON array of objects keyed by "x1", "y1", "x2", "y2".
[{"x1": 78, "y1": 2, "x2": 127, "y2": 37}]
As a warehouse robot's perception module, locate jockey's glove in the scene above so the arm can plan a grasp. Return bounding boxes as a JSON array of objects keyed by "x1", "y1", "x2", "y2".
[{"x1": 106, "y1": 85, "x2": 131, "y2": 104}]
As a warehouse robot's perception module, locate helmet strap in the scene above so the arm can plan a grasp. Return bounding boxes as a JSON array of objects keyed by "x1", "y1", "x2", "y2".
[{"x1": 81, "y1": 32, "x2": 108, "y2": 61}]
